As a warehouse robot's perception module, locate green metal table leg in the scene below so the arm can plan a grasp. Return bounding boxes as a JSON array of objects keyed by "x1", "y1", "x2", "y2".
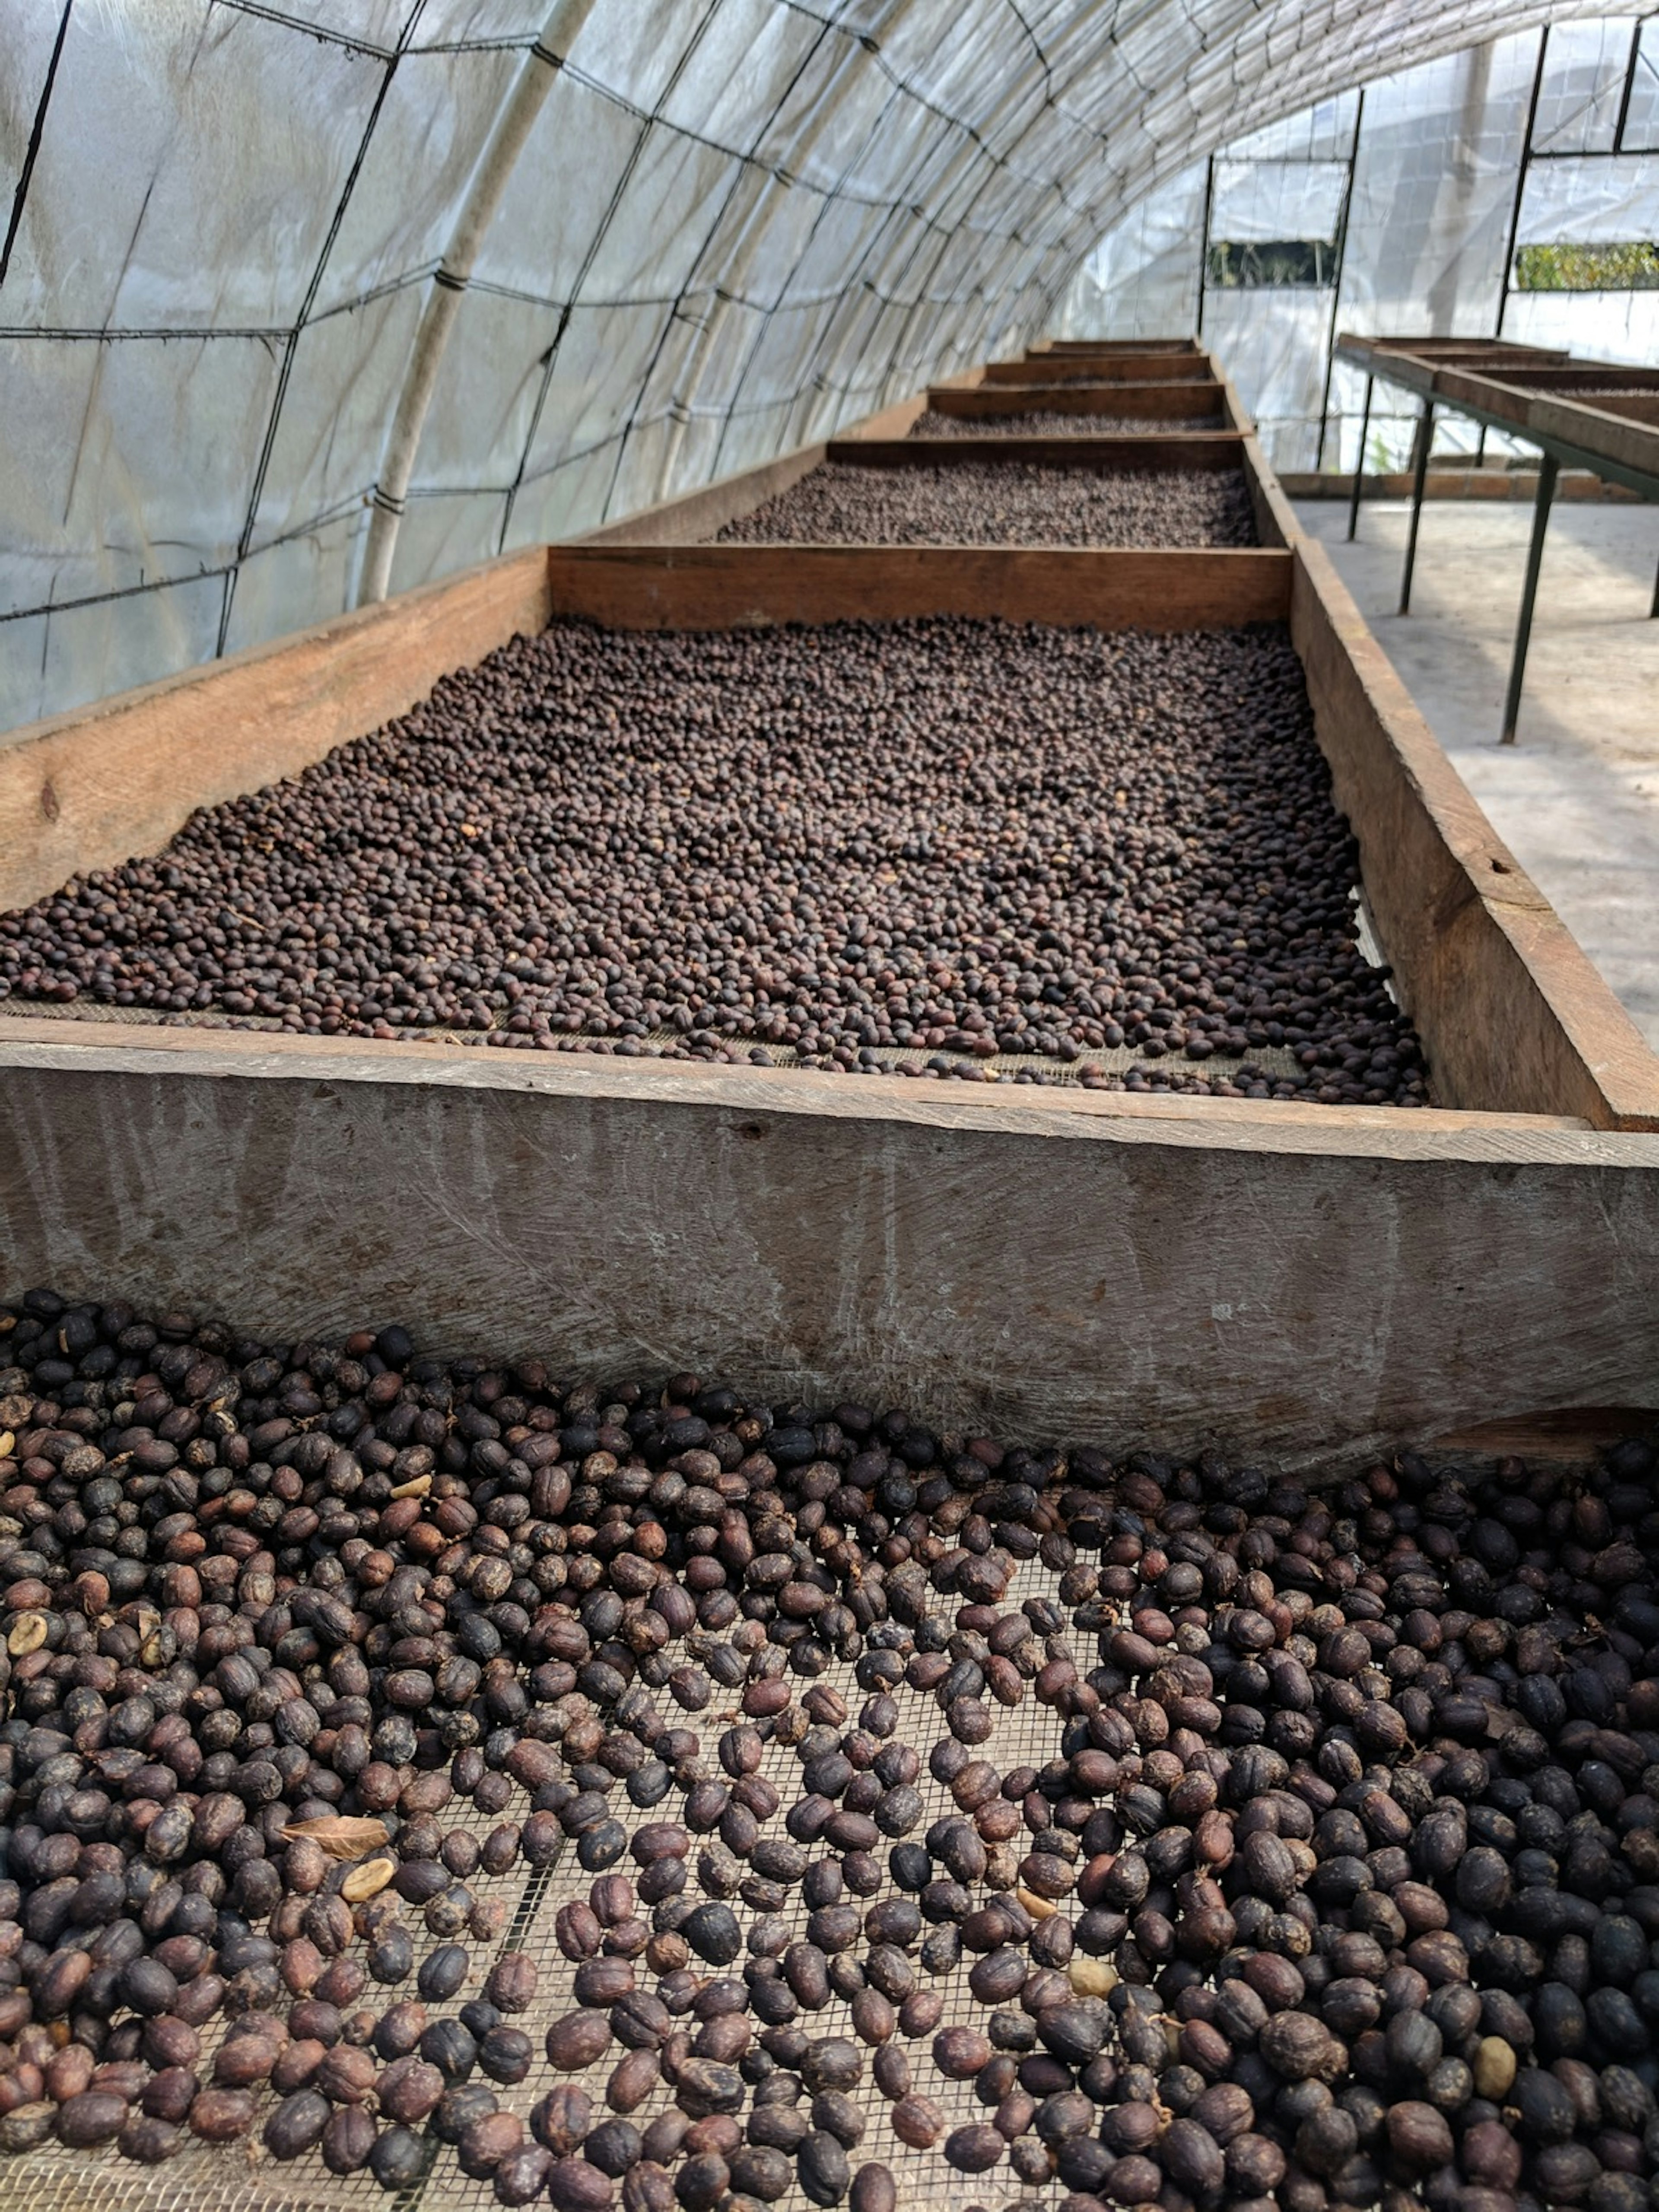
[
  {"x1": 1501, "y1": 451, "x2": 1558, "y2": 745},
  {"x1": 1346, "y1": 376, "x2": 1373, "y2": 542},
  {"x1": 1399, "y1": 400, "x2": 1434, "y2": 615}
]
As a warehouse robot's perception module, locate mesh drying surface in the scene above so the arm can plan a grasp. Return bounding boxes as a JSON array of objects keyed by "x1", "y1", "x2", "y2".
[
  {"x1": 1, "y1": 1554, "x2": 1100, "y2": 2212},
  {"x1": 708, "y1": 461, "x2": 1259, "y2": 549}
]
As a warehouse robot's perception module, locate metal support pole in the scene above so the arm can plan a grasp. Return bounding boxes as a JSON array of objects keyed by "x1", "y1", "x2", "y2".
[
  {"x1": 1399, "y1": 401, "x2": 1434, "y2": 615},
  {"x1": 1501, "y1": 450, "x2": 1557, "y2": 744},
  {"x1": 1497, "y1": 29, "x2": 1548, "y2": 339},
  {"x1": 1194, "y1": 156, "x2": 1215, "y2": 341},
  {"x1": 1615, "y1": 18, "x2": 1643, "y2": 154},
  {"x1": 1347, "y1": 375, "x2": 1373, "y2": 541},
  {"x1": 358, "y1": 0, "x2": 601, "y2": 603},
  {"x1": 1315, "y1": 88, "x2": 1364, "y2": 473},
  {"x1": 1651, "y1": 546, "x2": 1659, "y2": 620}
]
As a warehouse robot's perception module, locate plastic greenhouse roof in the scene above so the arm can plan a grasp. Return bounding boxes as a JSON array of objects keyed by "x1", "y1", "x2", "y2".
[{"x1": 0, "y1": 0, "x2": 1615, "y2": 729}]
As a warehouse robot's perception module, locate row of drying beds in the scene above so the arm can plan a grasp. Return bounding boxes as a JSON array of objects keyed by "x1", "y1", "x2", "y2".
[{"x1": 0, "y1": 339, "x2": 1656, "y2": 1476}]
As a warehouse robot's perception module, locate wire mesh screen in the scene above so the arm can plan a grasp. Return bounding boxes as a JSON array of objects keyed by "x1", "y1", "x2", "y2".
[
  {"x1": 0, "y1": 0, "x2": 1615, "y2": 733},
  {"x1": 0, "y1": 1552, "x2": 1098, "y2": 2212}
]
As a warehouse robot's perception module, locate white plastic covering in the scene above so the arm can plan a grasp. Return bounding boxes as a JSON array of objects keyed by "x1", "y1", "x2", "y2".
[
  {"x1": 0, "y1": 0, "x2": 1632, "y2": 730},
  {"x1": 1062, "y1": 14, "x2": 1659, "y2": 475}
]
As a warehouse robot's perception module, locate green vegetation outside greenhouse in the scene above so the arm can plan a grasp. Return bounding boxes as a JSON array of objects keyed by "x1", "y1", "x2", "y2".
[{"x1": 1516, "y1": 240, "x2": 1659, "y2": 290}]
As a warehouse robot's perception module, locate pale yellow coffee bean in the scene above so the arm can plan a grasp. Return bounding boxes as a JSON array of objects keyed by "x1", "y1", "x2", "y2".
[
  {"x1": 1473, "y1": 2036, "x2": 1516, "y2": 2100},
  {"x1": 341, "y1": 1858, "x2": 397, "y2": 1903},
  {"x1": 1068, "y1": 1958, "x2": 1119, "y2": 1999}
]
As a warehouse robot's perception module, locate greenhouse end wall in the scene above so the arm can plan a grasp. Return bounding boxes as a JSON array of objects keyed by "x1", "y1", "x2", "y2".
[
  {"x1": 0, "y1": 0, "x2": 1623, "y2": 734},
  {"x1": 1059, "y1": 16, "x2": 1659, "y2": 474}
]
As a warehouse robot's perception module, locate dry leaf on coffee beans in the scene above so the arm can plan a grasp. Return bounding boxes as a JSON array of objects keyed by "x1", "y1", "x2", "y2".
[{"x1": 280, "y1": 1815, "x2": 389, "y2": 1862}]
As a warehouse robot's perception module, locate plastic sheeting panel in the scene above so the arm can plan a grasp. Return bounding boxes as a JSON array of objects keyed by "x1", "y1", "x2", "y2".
[
  {"x1": 1059, "y1": 16, "x2": 1659, "y2": 477},
  {"x1": 0, "y1": 0, "x2": 1627, "y2": 732}
]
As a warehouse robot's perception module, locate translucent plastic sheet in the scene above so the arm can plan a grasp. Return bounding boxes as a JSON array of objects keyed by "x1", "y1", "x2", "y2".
[
  {"x1": 0, "y1": 0, "x2": 1630, "y2": 732},
  {"x1": 1517, "y1": 151, "x2": 1659, "y2": 242},
  {"x1": 1529, "y1": 16, "x2": 1639, "y2": 153},
  {"x1": 1058, "y1": 15, "x2": 1659, "y2": 477},
  {"x1": 1060, "y1": 164, "x2": 1208, "y2": 341}
]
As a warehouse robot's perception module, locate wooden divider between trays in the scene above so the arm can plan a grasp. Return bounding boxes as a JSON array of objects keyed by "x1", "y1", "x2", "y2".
[
  {"x1": 538, "y1": 545, "x2": 1292, "y2": 632},
  {"x1": 1, "y1": 1018, "x2": 1658, "y2": 1466},
  {"x1": 1028, "y1": 337, "x2": 1205, "y2": 358},
  {"x1": 923, "y1": 383, "x2": 1229, "y2": 423},
  {"x1": 823, "y1": 435, "x2": 1248, "y2": 473},
  {"x1": 978, "y1": 354, "x2": 1217, "y2": 387}
]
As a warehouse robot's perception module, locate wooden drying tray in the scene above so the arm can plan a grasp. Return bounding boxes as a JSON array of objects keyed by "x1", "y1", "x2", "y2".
[
  {"x1": 1, "y1": 362, "x2": 1657, "y2": 1465},
  {"x1": 1031, "y1": 337, "x2": 1204, "y2": 356},
  {"x1": 1357, "y1": 339, "x2": 1570, "y2": 365},
  {"x1": 927, "y1": 382, "x2": 1230, "y2": 423},
  {"x1": 1336, "y1": 334, "x2": 1659, "y2": 496},
  {"x1": 825, "y1": 432, "x2": 1249, "y2": 473},
  {"x1": 0, "y1": 541, "x2": 1290, "y2": 926},
  {"x1": 1449, "y1": 364, "x2": 1659, "y2": 394},
  {"x1": 979, "y1": 353, "x2": 1216, "y2": 387},
  {"x1": 1433, "y1": 369, "x2": 1659, "y2": 484}
]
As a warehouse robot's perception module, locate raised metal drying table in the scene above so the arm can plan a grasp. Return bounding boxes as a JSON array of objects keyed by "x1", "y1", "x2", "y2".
[{"x1": 1334, "y1": 334, "x2": 1659, "y2": 742}]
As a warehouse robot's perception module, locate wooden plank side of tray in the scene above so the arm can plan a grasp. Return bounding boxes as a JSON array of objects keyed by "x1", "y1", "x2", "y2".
[
  {"x1": 543, "y1": 543, "x2": 1292, "y2": 630},
  {"x1": 1468, "y1": 365, "x2": 1659, "y2": 391},
  {"x1": 823, "y1": 434, "x2": 1249, "y2": 470},
  {"x1": 0, "y1": 1028, "x2": 1655, "y2": 1471},
  {"x1": 926, "y1": 383, "x2": 1227, "y2": 421},
  {"x1": 1033, "y1": 338, "x2": 1204, "y2": 357},
  {"x1": 0, "y1": 549, "x2": 552, "y2": 917},
  {"x1": 1289, "y1": 543, "x2": 1659, "y2": 1130},
  {"x1": 981, "y1": 354, "x2": 1218, "y2": 386}
]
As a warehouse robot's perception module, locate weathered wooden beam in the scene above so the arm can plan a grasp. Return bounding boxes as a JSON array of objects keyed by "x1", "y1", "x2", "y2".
[
  {"x1": 0, "y1": 1020, "x2": 1653, "y2": 1472},
  {"x1": 825, "y1": 434, "x2": 1247, "y2": 471},
  {"x1": 0, "y1": 549, "x2": 551, "y2": 918},
  {"x1": 543, "y1": 544, "x2": 1292, "y2": 631},
  {"x1": 1032, "y1": 338, "x2": 1203, "y2": 357},
  {"x1": 981, "y1": 354, "x2": 1217, "y2": 386},
  {"x1": 927, "y1": 384, "x2": 1227, "y2": 422}
]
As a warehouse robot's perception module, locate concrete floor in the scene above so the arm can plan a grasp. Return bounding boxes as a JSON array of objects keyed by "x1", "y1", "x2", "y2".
[{"x1": 1295, "y1": 496, "x2": 1659, "y2": 1049}]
